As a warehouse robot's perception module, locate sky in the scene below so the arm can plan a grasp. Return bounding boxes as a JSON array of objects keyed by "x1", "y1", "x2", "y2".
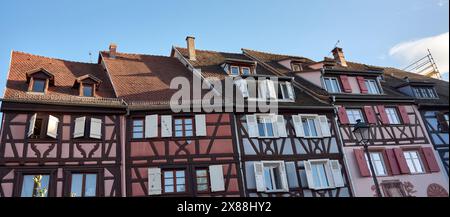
[{"x1": 0, "y1": 0, "x2": 449, "y2": 98}]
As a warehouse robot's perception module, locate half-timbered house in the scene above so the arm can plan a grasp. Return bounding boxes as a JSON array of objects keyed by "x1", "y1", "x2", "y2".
[
  {"x1": 171, "y1": 38, "x2": 353, "y2": 197},
  {"x1": 0, "y1": 51, "x2": 126, "y2": 197}
]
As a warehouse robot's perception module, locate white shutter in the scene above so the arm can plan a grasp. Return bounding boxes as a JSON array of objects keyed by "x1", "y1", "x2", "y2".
[
  {"x1": 145, "y1": 115, "x2": 158, "y2": 138},
  {"x1": 276, "y1": 115, "x2": 287, "y2": 137},
  {"x1": 28, "y1": 113, "x2": 37, "y2": 137},
  {"x1": 258, "y1": 80, "x2": 268, "y2": 99},
  {"x1": 318, "y1": 115, "x2": 331, "y2": 137},
  {"x1": 254, "y1": 162, "x2": 265, "y2": 192},
  {"x1": 324, "y1": 160, "x2": 335, "y2": 188},
  {"x1": 195, "y1": 114, "x2": 207, "y2": 136},
  {"x1": 246, "y1": 115, "x2": 259, "y2": 138},
  {"x1": 292, "y1": 115, "x2": 305, "y2": 137},
  {"x1": 161, "y1": 115, "x2": 172, "y2": 137},
  {"x1": 148, "y1": 167, "x2": 162, "y2": 195},
  {"x1": 314, "y1": 117, "x2": 323, "y2": 137},
  {"x1": 330, "y1": 160, "x2": 345, "y2": 188},
  {"x1": 286, "y1": 82, "x2": 294, "y2": 100},
  {"x1": 235, "y1": 79, "x2": 249, "y2": 98},
  {"x1": 46, "y1": 115, "x2": 59, "y2": 139},
  {"x1": 209, "y1": 165, "x2": 225, "y2": 192},
  {"x1": 304, "y1": 161, "x2": 316, "y2": 189},
  {"x1": 271, "y1": 115, "x2": 279, "y2": 138},
  {"x1": 267, "y1": 79, "x2": 277, "y2": 99},
  {"x1": 89, "y1": 118, "x2": 102, "y2": 139},
  {"x1": 73, "y1": 117, "x2": 86, "y2": 138},
  {"x1": 278, "y1": 162, "x2": 289, "y2": 192}
]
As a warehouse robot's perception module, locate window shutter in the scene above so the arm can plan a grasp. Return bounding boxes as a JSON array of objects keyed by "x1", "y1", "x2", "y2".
[
  {"x1": 266, "y1": 79, "x2": 277, "y2": 99},
  {"x1": 276, "y1": 115, "x2": 287, "y2": 137},
  {"x1": 354, "y1": 149, "x2": 371, "y2": 177},
  {"x1": 246, "y1": 115, "x2": 259, "y2": 138},
  {"x1": 195, "y1": 114, "x2": 207, "y2": 136},
  {"x1": 46, "y1": 115, "x2": 59, "y2": 139},
  {"x1": 318, "y1": 115, "x2": 331, "y2": 137},
  {"x1": 324, "y1": 160, "x2": 335, "y2": 188},
  {"x1": 286, "y1": 82, "x2": 294, "y2": 100},
  {"x1": 303, "y1": 161, "x2": 316, "y2": 189},
  {"x1": 329, "y1": 160, "x2": 345, "y2": 188},
  {"x1": 356, "y1": 76, "x2": 368, "y2": 93},
  {"x1": 28, "y1": 113, "x2": 37, "y2": 137},
  {"x1": 337, "y1": 107, "x2": 349, "y2": 124},
  {"x1": 89, "y1": 118, "x2": 102, "y2": 139},
  {"x1": 384, "y1": 149, "x2": 401, "y2": 175},
  {"x1": 145, "y1": 115, "x2": 158, "y2": 138},
  {"x1": 209, "y1": 165, "x2": 225, "y2": 192},
  {"x1": 160, "y1": 115, "x2": 172, "y2": 137},
  {"x1": 258, "y1": 80, "x2": 268, "y2": 99},
  {"x1": 421, "y1": 147, "x2": 440, "y2": 173},
  {"x1": 397, "y1": 106, "x2": 410, "y2": 124},
  {"x1": 339, "y1": 75, "x2": 352, "y2": 93},
  {"x1": 377, "y1": 105, "x2": 390, "y2": 125},
  {"x1": 73, "y1": 117, "x2": 86, "y2": 138},
  {"x1": 292, "y1": 115, "x2": 305, "y2": 137},
  {"x1": 278, "y1": 162, "x2": 289, "y2": 192},
  {"x1": 235, "y1": 79, "x2": 249, "y2": 98},
  {"x1": 313, "y1": 117, "x2": 323, "y2": 137},
  {"x1": 253, "y1": 162, "x2": 265, "y2": 192},
  {"x1": 393, "y1": 148, "x2": 410, "y2": 174},
  {"x1": 363, "y1": 106, "x2": 377, "y2": 124},
  {"x1": 436, "y1": 112, "x2": 449, "y2": 132},
  {"x1": 148, "y1": 167, "x2": 162, "y2": 195}
]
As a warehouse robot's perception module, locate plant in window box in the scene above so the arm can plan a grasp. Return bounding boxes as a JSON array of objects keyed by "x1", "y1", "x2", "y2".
[{"x1": 33, "y1": 175, "x2": 48, "y2": 197}]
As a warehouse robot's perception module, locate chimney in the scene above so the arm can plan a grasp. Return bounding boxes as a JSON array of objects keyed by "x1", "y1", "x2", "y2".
[
  {"x1": 331, "y1": 47, "x2": 347, "y2": 67},
  {"x1": 186, "y1": 36, "x2": 196, "y2": 61},
  {"x1": 109, "y1": 43, "x2": 117, "y2": 58},
  {"x1": 403, "y1": 76, "x2": 410, "y2": 82}
]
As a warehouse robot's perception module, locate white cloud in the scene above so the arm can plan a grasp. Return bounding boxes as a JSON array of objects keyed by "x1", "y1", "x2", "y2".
[{"x1": 389, "y1": 32, "x2": 449, "y2": 81}]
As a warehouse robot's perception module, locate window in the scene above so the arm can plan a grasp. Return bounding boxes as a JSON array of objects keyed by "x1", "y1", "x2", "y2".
[
  {"x1": 364, "y1": 79, "x2": 380, "y2": 94},
  {"x1": 82, "y1": 85, "x2": 93, "y2": 97},
  {"x1": 70, "y1": 173, "x2": 97, "y2": 197},
  {"x1": 385, "y1": 108, "x2": 401, "y2": 124},
  {"x1": 132, "y1": 119, "x2": 144, "y2": 139},
  {"x1": 302, "y1": 116, "x2": 319, "y2": 137},
  {"x1": 311, "y1": 162, "x2": 330, "y2": 189},
  {"x1": 346, "y1": 109, "x2": 365, "y2": 124},
  {"x1": 323, "y1": 77, "x2": 341, "y2": 93},
  {"x1": 21, "y1": 174, "x2": 50, "y2": 197},
  {"x1": 257, "y1": 116, "x2": 275, "y2": 138},
  {"x1": 291, "y1": 64, "x2": 302, "y2": 71},
  {"x1": 28, "y1": 114, "x2": 59, "y2": 139},
  {"x1": 263, "y1": 163, "x2": 284, "y2": 192},
  {"x1": 403, "y1": 151, "x2": 424, "y2": 174},
  {"x1": 278, "y1": 81, "x2": 294, "y2": 100},
  {"x1": 242, "y1": 67, "x2": 251, "y2": 75},
  {"x1": 31, "y1": 116, "x2": 44, "y2": 138},
  {"x1": 195, "y1": 169, "x2": 210, "y2": 193},
  {"x1": 413, "y1": 87, "x2": 438, "y2": 99},
  {"x1": 445, "y1": 113, "x2": 449, "y2": 126},
  {"x1": 365, "y1": 152, "x2": 387, "y2": 176},
  {"x1": 163, "y1": 170, "x2": 186, "y2": 193},
  {"x1": 31, "y1": 79, "x2": 46, "y2": 93},
  {"x1": 174, "y1": 117, "x2": 193, "y2": 137},
  {"x1": 381, "y1": 181, "x2": 406, "y2": 197},
  {"x1": 230, "y1": 66, "x2": 240, "y2": 75}
]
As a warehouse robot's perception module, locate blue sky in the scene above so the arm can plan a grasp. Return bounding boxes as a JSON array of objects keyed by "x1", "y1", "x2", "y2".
[{"x1": 0, "y1": 0, "x2": 449, "y2": 96}]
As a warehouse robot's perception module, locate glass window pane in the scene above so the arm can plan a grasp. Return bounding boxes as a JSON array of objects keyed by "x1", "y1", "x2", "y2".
[
  {"x1": 175, "y1": 131, "x2": 183, "y2": 137},
  {"x1": 242, "y1": 68, "x2": 250, "y2": 75},
  {"x1": 266, "y1": 123, "x2": 274, "y2": 137},
  {"x1": 175, "y1": 119, "x2": 182, "y2": 124},
  {"x1": 197, "y1": 177, "x2": 208, "y2": 184},
  {"x1": 133, "y1": 133, "x2": 143, "y2": 139},
  {"x1": 308, "y1": 119, "x2": 318, "y2": 137},
  {"x1": 165, "y1": 178, "x2": 174, "y2": 185},
  {"x1": 185, "y1": 130, "x2": 193, "y2": 137},
  {"x1": 176, "y1": 170, "x2": 185, "y2": 178},
  {"x1": 84, "y1": 174, "x2": 97, "y2": 197},
  {"x1": 176, "y1": 184, "x2": 185, "y2": 192},
  {"x1": 196, "y1": 170, "x2": 207, "y2": 177},
  {"x1": 83, "y1": 86, "x2": 93, "y2": 97},
  {"x1": 70, "y1": 174, "x2": 83, "y2": 197},
  {"x1": 231, "y1": 66, "x2": 239, "y2": 75},
  {"x1": 164, "y1": 171, "x2": 173, "y2": 178},
  {"x1": 176, "y1": 177, "x2": 185, "y2": 185},
  {"x1": 32, "y1": 80, "x2": 46, "y2": 92},
  {"x1": 185, "y1": 124, "x2": 192, "y2": 130},
  {"x1": 21, "y1": 175, "x2": 49, "y2": 197},
  {"x1": 197, "y1": 184, "x2": 208, "y2": 192},
  {"x1": 184, "y1": 119, "x2": 192, "y2": 124},
  {"x1": 302, "y1": 118, "x2": 310, "y2": 137},
  {"x1": 165, "y1": 185, "x2": 174, "y2": 193},
  {"x1": 264, "y1": 167, "x2": 273, "y2": 190},
  {"x1": 175, "y1": 125, "x2": 183, "y2": 131},
  {"x1": 258, "y1": 122, "x2": 266, "y2": 137}
]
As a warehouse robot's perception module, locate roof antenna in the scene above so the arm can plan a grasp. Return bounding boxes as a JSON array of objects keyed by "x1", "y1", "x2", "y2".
[
  {"x1": 328, "y1": 40, "x2": 340, "y2": 56},
  {"x1": 89, "y1": 51, "x2": 93, "y2": 63}
]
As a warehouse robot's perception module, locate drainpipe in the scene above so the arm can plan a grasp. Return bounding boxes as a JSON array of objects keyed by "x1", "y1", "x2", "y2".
[
  {"x1": 232, "y1": 114, "x2": 247, "y2": 196},
  {"x1": 330, "y1": 96, "x2": 356, "y2": 197},
  {"x1": 121, "y1": 99, "x2": 129, "y2": 197}
]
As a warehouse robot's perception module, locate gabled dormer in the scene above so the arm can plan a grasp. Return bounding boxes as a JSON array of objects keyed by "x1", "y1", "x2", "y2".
[
  {"x1": 26, "y1": 68, "x2": 55, "y2": 94},
  {"x1": 221, "y1": 58, "x2": 257, "y2": 76},
  {"x1": 235, "y1": 75, "x2": 295, "y2": 102},
  {"x1": 277, "y1": 57, "x2": 309, "y2": 71},
  {"x1": 395, "y1": 78, "x2": 439, "y2": 99},
  {"x1": 73, "y1": 74, "x2": 102, "y2": 97}
]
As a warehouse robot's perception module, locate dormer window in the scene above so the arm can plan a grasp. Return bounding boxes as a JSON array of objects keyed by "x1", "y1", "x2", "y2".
[
  {"x1": 32, "y1": 79, "x2": 46, "y2": 93},
  {"x1": 413, "y1": 87, "x2": 438, "y2": 99},
  {"x1": 26, "y1": 68, "x2": 54, "y2": 94},
  {"x1": 323, "y1": 77, "x2": 341, "y2": 93},
  {"x1": 364, "y1": 79, "x2": 380, "y2": 94},
  {"x1": 230, "y1": 66, "x2": 240, "y2": 75},
  {"x1": 73, "y1": 74, "x2": 102, "y2": 98},
  {"x1": 291, "y1": 63, "x2": 302, "y2": 71},
  {"x1": 82, "y1": 84, "x2": 94, "y2": 97},
  {"x1": 229, "y1": 65, "x2": 253, "y2": 76},
  {"x1": 242, "y1": 67, "x2": 251, "y2": 75}
]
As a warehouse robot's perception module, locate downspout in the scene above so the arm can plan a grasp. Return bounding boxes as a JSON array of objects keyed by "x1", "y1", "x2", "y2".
[
  {"x1": 121, "y1": 99, "x2": 130, "y2": 197},
  {"x1": 232, "y1": 114, "x2": 247, "y2": 196},
  {"x1": 330, "y1": 95, "x2": 356, "y2": 197}
]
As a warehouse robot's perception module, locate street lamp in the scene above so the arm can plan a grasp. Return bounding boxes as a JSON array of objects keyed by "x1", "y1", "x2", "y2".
[{"x1": 353, "y1": 119, "x2": 382, "y2": 197}]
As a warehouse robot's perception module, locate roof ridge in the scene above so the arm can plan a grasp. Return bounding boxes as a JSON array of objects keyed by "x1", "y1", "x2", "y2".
[
  {"x1": 175, "y1": 46, "x2": 245, "y2": 56},
  {"x1": 12, "y1": 50, "x2": 97, "y2": 65},
  {"x1": 100, "y1": 50, "x2": 175, "y2": 59},
  {"x1": 242, "y1": 48, "x2": 311, "y2": 60}
]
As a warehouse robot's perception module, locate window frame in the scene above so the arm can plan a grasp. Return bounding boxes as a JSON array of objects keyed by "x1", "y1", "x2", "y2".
[
  {"x1": 278, "y1": 81, "x2": 295, "y2": 101},
  {"x1": 323, "y1": 77, "x2": 341, "y2": 93},
  {"x1": 381, "y1": 180, "x2": 407, "y2": 197},
  {"x1": 230, "y1": 66, "x2": 240, "y2": 76},
  {"x1": 173, "y1": 116, "x2": 194, "y2": 138},
  {"x1": 256, "y1": 115, "x2": 276, "y2": 138},
  {"x1": 241, "y1": 67, "x2": 251, "y2": 75},
  {"x1": 403, "y1": 150, "x2": 425, "y2": 174},
  {"x1": 31, "y1": 78, "x2": 47, "y2": 93},
  {"x1": 28, "y1": 113, "x2": 59, "y2": 140},
  {"x1": 162, "y1": 169, "x2": 187, "y2": 194},
  {"x1": 309, "y1": 159, "x2": 332, "y2": 189},
  {"x1": 68, "y1": 172, "x2": 99, "y2": 197},
  {"x1": 15, "y1": 169, "x2": 56, "y2": 197},
  {"x1": 261, "y1": 161, "x2": 287, "y2": 193},
  {"x1": 413, "y1": 87, "x2": 438, "y2": 99},
  {"x1": 81, "y1": 83, "x2": 94, "y2": 97},
  {"x1": 301, "y1": 115, "x2": 320, "y2": 138},
  {"x1": 364, "y1": 79, "x2": 381, "y2": 94},
  {"x1": 365, "y1": 152, "x2": 388, "y2": 177},
  {"x1": 19, "y1": 174, "x2": 51, "y2": 197},
  {"x1": 195, "y1": 168, "x2": 210, "y2": 193},
  {"x1": 385, "y1": 107, "x2": 402, "y2": 125},
  {"x1": 346, "y1": 108, "x2": 365, "y2": 124},
  {"x1": 131, "y1": 118, "x2": 145, "y2": 139}
]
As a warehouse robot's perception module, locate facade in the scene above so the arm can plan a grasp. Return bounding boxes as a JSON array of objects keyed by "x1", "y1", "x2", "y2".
[{"x1": 0, "y1": 37, "x2": 448, "y2": 197}]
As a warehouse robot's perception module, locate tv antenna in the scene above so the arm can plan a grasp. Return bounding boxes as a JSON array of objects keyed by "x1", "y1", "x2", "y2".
[
  {"x1": 89, "y1": 51, "x2": 93, "y2": 63},
  {"x1": 328, "y1": 40, "x2": 340, "y2": 56}
]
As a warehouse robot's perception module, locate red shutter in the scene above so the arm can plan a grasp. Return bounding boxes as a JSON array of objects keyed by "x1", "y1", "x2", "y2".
[
  {"x1": 363, "y1": 106, "x2": 377, "y2": 124},
  {"x1": 436, "y1": 112, "x2": 449, "y2": 132},
  {"x1": 393, "y1": 148, "x2": 410, "y2": 174},
  {"x1": 339, "y1": 75, "x2": 352, "y2": 93},
  {"x1": 357, "y1": 76, "x2": 368, "y2": 94},
  {"x1": 354, "y1": 149, "x2": 371, "y2": 177},
  {"x1": 421, "y1": 147, "x2": 440, "y2": 173},
  {"x1": 337, "y1": 107, "x2": 349, "y2": 124},
  {"x1": 377, "y1": 105, "x2": 389, "y2": 125},
  {"x1": 385, "y1": 149, "x2": 401, "y2": 175},
  {"x1": 397, "y1": 106, "x2": 410, "y2": 124}
]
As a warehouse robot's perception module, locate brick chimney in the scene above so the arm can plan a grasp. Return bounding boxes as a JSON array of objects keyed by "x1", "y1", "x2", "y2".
[
  {"x1": 109, "y1": 43, "x2": 117, "y2": 58},
  {"x1": 331, "y1": 47, "x2": 347, "y2": 67},
  {"x1": 186, "y1": 36, "x2": 196, "y2": 61}
]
